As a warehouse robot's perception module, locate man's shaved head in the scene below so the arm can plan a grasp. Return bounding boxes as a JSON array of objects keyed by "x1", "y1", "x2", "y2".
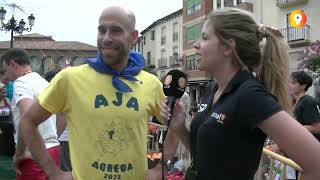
[
  {"x1": 99, "y1": 6, "x2": 136, "y2": 30},
  {"x1": 97, "y1": 6, "x2": 139, "y2": 71}
]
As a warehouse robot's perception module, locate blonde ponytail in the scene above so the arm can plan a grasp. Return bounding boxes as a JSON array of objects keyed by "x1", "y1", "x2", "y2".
[{"x1": 258, "y1": 26, "x2": 292, "y2": 112}]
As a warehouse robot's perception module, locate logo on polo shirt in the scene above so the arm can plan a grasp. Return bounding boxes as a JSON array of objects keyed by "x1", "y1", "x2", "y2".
[
  {"x1": 218, "y1": 114, "x2": 226, "y2": 124},
  {"x1": 211, "y1": 112, "x2": 226, "y2": 124},
  {"x1": 198, "y1": 103, "x2": 207, "y2": 112}
]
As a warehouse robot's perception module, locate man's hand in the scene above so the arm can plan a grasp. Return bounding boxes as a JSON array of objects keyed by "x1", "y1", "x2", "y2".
[
  {"x1": 49, "y1": 171, "x2": 73, "y2": 180},
  {"x1": 146, "y1": 163, "x2": 168, "y2": 180},
  {"x1": 13, "y1": 151, "x2": 33, "y2": 175},
  {"x1": 271, "y1": 143, "x2": 281, "y2": 154}
]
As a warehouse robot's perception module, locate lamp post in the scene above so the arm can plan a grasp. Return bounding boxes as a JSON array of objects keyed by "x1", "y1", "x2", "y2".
[{"x1": 0, "y1": 5, "x2": 35, "y2": 48}]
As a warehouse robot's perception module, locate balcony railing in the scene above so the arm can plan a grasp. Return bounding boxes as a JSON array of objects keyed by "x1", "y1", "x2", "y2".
[
  {"x1": 280, "y1": 25, "x2": 310, "y2": 45},
  {"x1": 161, "y1": 37, "x2": 166, "y2": 45},
  {"x1": 170, "y1": 55, "x2": 181, "y2": 66},
  {"x1": 276, "y1": 0, "x2": 308, "y2": 8},
  {"x1": 158, "y1": 57, "x2": 167, "y2": 68},
  {"x1": 172, "y1": 32, "x2": 178, "y2": 42}
]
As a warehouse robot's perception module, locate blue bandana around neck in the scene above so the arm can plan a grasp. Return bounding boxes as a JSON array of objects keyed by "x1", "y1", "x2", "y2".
[{"x1": 86, "y1": 50, "x2": 145, "y2": 92}]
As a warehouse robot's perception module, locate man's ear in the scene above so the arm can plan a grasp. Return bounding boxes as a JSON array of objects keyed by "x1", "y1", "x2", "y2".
[
  {"x1": 131, "y1": 30, "x2": 139, "y2": 45},
  {"x1": 9, "y1": 60, "x2": 17, "y2": 68},
  {"x1": 301, "y1": 84, "x2": 307, "y2": 92},
  {"x1": 9, "y1": 60, "x2": 14, "y2": 66},
  {"x1": 223, "y1": 39, "x2": 236, "y2": 56}
]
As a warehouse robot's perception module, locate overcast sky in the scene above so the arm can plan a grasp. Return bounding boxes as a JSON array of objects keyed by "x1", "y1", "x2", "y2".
[{"x1": 0, "y1": 0, "x2": 182, "y2": 46}]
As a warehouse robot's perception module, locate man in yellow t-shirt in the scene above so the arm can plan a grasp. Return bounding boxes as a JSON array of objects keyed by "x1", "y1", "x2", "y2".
[{"x1": 16, "y1": 6, "x2": 165, "y2": 180}]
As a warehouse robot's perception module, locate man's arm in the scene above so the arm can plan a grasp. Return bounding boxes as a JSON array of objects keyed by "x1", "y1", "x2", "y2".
[
  {"x1": 13, "y1": 98, "x2": 37, "y2": 175},
  {"x1": 304, "y1": 122, "x2": 320, "y2": 134},
  {"x1": 15, "y1": 98, "x2": 33, "y2": 156},
  {"x1": 19, "y1": 100, "x2": 62, "y2": 178}
]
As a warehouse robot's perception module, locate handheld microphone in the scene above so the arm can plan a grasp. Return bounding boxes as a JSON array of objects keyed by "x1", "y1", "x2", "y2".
[
  {"x1": 160, "y1": 70, "x2": 187, "y2": 180},
  {"x1": 162, "y1": 69, "x2": 187, "y2": 122}
]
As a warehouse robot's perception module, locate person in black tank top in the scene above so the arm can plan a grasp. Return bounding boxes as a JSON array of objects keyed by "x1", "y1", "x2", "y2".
[
  {"x1": 0, "y1": 98, "x2": 14, "y2": 156},
  {"x1": 0, "y1": 69, "x2": 14, "y2": 156}
]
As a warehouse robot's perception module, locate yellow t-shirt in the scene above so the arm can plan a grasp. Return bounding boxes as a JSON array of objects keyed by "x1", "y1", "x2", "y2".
[{"x1": 38, "y1": 65, "x2": 164, "y2": 180}]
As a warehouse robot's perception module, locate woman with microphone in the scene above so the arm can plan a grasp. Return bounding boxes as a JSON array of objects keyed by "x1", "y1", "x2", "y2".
[{"x1": 160, "y1": 8, "x2": 320, "y2": 180}]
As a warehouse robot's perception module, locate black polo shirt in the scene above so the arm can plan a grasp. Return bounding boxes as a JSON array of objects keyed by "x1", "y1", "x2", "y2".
[
  {"x1": 293, "y1": 95, "x2": 320, "y2": 141},
  {"x1": 190, "y1": 70, "x2": 282, "y2": 180}
]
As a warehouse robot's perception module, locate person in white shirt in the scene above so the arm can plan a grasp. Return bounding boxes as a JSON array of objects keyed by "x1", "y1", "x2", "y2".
[{"x1": 0, "y1": 48, "x2": 60, "y2": 180}]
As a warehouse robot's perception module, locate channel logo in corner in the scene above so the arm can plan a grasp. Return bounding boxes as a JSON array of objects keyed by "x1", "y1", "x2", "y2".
[{"x1": 289, "y1": 10, "x2": 306, "y2": 28}]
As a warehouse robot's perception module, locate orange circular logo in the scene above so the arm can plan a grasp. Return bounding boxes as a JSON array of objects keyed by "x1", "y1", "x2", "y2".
[{"x1": 289, "y1": 10, "x2": 306, "y2": 28}]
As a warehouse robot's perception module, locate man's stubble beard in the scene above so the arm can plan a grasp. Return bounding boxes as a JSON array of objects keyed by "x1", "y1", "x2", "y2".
[{"x1": 103, "y1": 47, "x2": 129, "y2": 67}]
